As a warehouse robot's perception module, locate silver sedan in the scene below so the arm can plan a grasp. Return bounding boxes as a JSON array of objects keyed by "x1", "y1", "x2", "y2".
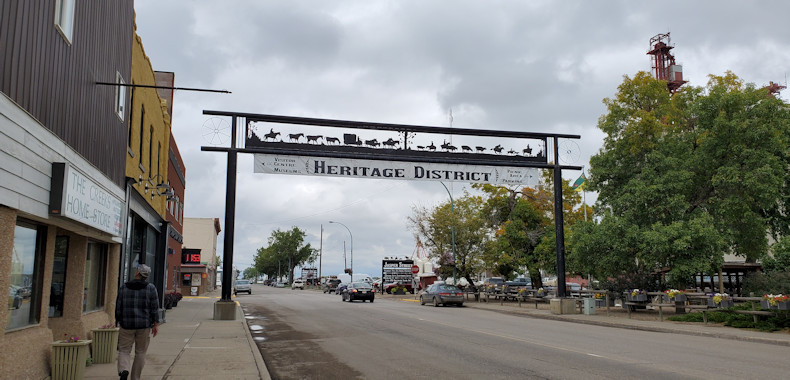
[{"x1": 420, "y1": 283, "x2": 464, "y2": 307}]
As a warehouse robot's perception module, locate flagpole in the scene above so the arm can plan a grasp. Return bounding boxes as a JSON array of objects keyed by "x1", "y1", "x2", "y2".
[
  {"x1": 582, "y1": 166, "x2": 587, "y2": 222},
  {"x1": 583, "y1": 188, "x2": 587, "y2": 222}
]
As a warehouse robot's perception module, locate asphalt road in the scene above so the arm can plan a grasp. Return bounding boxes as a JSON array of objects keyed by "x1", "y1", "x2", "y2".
[{"x1": 241, "y1": 284, "x2": 789, "y2": 380}]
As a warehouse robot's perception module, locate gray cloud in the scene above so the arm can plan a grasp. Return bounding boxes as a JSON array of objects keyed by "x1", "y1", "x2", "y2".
[{"x1": 134, "y1": 0, "x2": 790, "y2": 277}]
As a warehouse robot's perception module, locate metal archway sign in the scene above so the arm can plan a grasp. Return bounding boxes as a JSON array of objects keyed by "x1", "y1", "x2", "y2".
[{"x1": 201, "y1": 110, "x2": 582, "y2": 301}]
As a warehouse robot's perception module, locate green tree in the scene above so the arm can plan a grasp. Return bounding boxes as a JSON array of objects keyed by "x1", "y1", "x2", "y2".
[
  {"x1": 571, "y1": 71, "x2": 790, "y2": 289},
  {"x1": 476, "y1": 172, "x2": 587, "y2": 288},
  {"x1": 242, "y1": 267, "x2": 259, "y2": 281},
  {"x1": 408, "y1": 192, "x2": 490, "y2": 289},
  {"x1": 253, "y1": 227, "x2": 317, "y2": 283}
]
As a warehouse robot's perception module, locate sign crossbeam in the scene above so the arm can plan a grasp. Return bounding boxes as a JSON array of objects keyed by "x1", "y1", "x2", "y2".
[{"x1": 203, "y1": 111, "x2": 580, "y2": 304}]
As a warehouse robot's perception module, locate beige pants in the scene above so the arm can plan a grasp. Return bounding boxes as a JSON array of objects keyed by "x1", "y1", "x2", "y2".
[{"x1": 118, "y1": 327, "x2": 151, "y2": 380}]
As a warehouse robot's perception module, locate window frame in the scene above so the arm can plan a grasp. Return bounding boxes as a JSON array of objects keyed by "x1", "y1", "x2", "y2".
[
  {"x1": 54, "y1": 0, "x2": 76, "y2": 44},
  {"x1": 114, "y1": 72, "x2": 126, "y2": 121},
  {"x1": 49, "y1": 235, "x2": 70, "y2": 318},
  {"x1": 7, "y1": 220, "x2": 47, "y2": 331},
  {"x1": 138, "y1": 107, "x2": 145, "y2": 168},
  {"x1": 83, "y1": 241, "x2": 107, "y2": 313}
]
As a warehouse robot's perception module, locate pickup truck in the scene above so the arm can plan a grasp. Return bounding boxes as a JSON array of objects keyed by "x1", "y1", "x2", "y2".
[{"x1": 323, "y1": 278, "x2": 342, "y2": 294}]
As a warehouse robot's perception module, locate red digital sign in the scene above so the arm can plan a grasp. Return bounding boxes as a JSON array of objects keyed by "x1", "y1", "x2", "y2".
[{"x1": 182, "y1": 249, "x2": 202, "y2": 264}]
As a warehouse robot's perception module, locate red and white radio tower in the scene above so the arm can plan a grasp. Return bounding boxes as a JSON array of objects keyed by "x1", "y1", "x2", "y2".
[{"x1": 647, "y1": 32, "x2": 687, "y2": 93}]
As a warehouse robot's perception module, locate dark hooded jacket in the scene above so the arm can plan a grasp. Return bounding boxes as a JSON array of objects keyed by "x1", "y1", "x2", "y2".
[{"x1": 115, "y1": 279, "x2": 160, "y2": 329}]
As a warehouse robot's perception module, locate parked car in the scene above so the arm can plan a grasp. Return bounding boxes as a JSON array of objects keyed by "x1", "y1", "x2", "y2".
[
  {"x1": 234, "y1": 279, "x2": 252, "y2": 295},
  {"x1": 341, "y1": 282, "x2": 375, "y2": 302},
  {"x1": 420, "y1": 283, "x2": 464, "y2": 307},
  {"x1": 323, "y1": 278, "x2": 342, "y2": 294},
  {"x1": 292, "y1": 279, "x2": 305, "y2": 290},
  {"x1": 275, "y1": 282, "x2": 285, "y2": 288}
]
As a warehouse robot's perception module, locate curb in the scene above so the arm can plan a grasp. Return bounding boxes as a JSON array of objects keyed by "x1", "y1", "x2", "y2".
[
  {"x1": 238, "y1": 301, "x2": 272, "y2": 380},
  {"x1": 463, "y1": 301, "x2": 790, "y2": 347}
]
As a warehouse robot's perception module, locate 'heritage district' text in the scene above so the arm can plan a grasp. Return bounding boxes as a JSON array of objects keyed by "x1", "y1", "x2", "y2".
[{"x1": 313, "y1": 160, "x2": 491, "y2": 182}]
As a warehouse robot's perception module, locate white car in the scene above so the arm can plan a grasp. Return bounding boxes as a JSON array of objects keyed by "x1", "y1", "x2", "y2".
[
  {"x1": 233, "y1": 279, "x2": 252, "y2": 295},
  {"x1": 292, "y1": 279, "x2": 304, "y2": 290}
]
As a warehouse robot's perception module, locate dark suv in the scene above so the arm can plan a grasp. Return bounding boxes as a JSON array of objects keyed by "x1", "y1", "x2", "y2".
[{"x1": 323, "y1": 278, "x2": 342, "y2": 294}]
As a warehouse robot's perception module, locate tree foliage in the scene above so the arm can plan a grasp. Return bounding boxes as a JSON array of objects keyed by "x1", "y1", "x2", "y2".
[
  {"x1": 253, "y1": 227, "x2": 317, "y2": 282},
  {"x1": 408, "y1": 174, "x2": 588, "y2": 290},
  {"x1": 475, "y1": 172, "x2": 587, "y2": 288},
  {"x1": 408, "y1": 192, "x2": 490, "y2": 289},
  {"x1": 242, "y1": 267, "x2": 259, "y2": 281},
  {"x1": 570, "y1": 71, "x2": 790, "y2": 289}
]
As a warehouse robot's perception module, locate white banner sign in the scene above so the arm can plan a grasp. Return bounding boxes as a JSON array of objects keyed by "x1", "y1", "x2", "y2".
[
  {"x1": 51, "y1": 163, "x2": 124, "y2": 236},
  {"x1": 253, "y1": 154, "x2": 540, "y2": 185}
]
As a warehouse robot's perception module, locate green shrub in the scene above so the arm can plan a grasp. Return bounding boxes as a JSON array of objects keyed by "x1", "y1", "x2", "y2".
[
  {"x1": 742, "y1": 271, "x2": 790, "y2": 295},
  {"x1": 667, "y1": 303, "x2": 788, "y2": 332}
]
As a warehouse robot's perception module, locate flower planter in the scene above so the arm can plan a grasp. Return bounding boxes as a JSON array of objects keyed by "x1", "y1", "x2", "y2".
[
  {"x1": 708, "y1": 298, "x2": 733, "y2": 308},
  {"x1": 778, "y1": 301, "x2": 790, "y2": 311},
  {"x1": 90, "y1": 328, "x2": 119, "y2": 364},
  {"x1": 51, "y1": 340, "x2": 91, "y2": 380},
  {"x1": 761, "y1": 300, "x2": 774, "y2": 310},
  {"x1": 627, "y1": 294, "x2": 647, "y2": 302},
  {"x1": 670, "y1": 294, "x2": 687, "y2": 302}
]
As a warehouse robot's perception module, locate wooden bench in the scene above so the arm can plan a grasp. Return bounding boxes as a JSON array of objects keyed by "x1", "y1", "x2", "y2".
[{"x1": 629, "y1": 295, "x2": 785, "y2": 323}]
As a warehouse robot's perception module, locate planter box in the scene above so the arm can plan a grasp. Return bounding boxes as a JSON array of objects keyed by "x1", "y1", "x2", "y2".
[
  {"x1": 626, "y1": 294, "x2": 647, "y2": 302},
  {"x1": 708, "y1": 298, "x2": 733, "y2": 308},
  {"x1": 594, "y1": 298, "x2": 614, "y2": 307},
  {"x1": 779, "y1": 301, "x2": 790, "y2": 311},
  {"x1": 761, "y1": 300, "x2": 774, "y2": 310},
  {"x1": 670, "y1": 294, "x2": 687, "y2": 302},
  {"x1": 91, "y1": 328, "x2": 119, "y2": 364},
  {"x1": 51, "y1": 340, "x2": 91, "y2": 380}
]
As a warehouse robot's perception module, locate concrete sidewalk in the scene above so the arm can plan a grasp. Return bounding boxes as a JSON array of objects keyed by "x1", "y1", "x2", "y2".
[{"x1": 85, "y1": 290, "x2": 269, "y2": 380}]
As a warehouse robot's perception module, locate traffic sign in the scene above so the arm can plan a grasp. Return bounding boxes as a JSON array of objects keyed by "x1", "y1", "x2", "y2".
[{"x1": 411, "y1": 265, "x2": 420, "y2": 274}]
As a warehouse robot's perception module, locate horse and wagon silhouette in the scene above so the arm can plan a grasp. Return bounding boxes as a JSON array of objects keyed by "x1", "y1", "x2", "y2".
[{"x1": 255, "y1": 129, "x2": 542, "y2": 157}]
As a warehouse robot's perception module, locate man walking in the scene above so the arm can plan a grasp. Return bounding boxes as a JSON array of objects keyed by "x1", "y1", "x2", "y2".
[{"x1": 115, "y1": 264, "x2": 160, "y2": 380}]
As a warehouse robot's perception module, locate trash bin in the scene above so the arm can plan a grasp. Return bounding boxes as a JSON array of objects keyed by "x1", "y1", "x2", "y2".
[{"x1": 583, "y1": 298, "x2": 596, "y2": 315}]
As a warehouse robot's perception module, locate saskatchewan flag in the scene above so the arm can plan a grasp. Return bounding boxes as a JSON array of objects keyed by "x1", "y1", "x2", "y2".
[{"x1": 571, "y1": 173, "x2": 586, "y2": 191}]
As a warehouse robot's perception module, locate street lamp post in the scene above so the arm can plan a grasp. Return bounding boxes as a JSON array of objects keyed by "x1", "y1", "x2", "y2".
[
  {"x1": 329, "y1": 221, "x2": 353, "y2": 280},
  {"x1": 440, "y1": 182, "x2": 457, "y2": 285}
]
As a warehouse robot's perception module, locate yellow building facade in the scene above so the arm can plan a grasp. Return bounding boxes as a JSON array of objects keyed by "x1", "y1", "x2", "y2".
[{"x1": 120, "y1": 23, "x2": 172, "y2": 308}]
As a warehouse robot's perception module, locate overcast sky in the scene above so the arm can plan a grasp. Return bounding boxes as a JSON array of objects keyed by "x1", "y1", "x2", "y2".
[{"x1": 133, "y1": 1, "x2": 790, "y2": 279}]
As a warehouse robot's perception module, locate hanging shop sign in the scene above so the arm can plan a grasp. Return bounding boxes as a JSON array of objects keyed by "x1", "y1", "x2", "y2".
[
  {"x1": 49, "y1": 163, "x2": 123, "y2": 236},
  {"x1": 254, "y1": 154, "x2": 540, "y2": 186}
]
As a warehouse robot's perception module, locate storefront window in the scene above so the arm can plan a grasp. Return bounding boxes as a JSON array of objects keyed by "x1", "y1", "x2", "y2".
[
  {"x1": 7, "y1": 221, "x2": 45, "y2": 330},
  {"x1": 83, "y1": 242, "x2": 107, "y2": 313},
  {"x1": 145, "y1": 225, "x2": 156, "y2": 272},
  {"x1": 49, "y1": 236, "x2": 69, "y2": 318}
]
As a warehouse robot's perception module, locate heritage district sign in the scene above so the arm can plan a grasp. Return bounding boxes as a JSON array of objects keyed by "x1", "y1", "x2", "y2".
[
  {"x1": 201, "y1": 110, "x2": 582, "y2": 300},
  {"x1": 253, "y1": 155, "x2": 540, "y2": 186}
]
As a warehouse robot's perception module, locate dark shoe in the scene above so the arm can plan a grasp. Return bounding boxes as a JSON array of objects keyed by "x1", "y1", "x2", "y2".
[{"x1": 119, "y1": 370, "x2": 129, "y2": 380}]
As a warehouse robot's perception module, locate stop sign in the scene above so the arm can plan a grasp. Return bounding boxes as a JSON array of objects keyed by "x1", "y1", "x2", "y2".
[{"x1": 411, "y1": 265, "x2": 420, "y2": 274}]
